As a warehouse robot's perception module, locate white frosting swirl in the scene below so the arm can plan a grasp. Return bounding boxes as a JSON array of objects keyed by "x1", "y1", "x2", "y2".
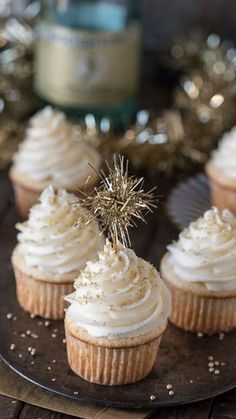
[
  {"x1": 16, "y1": 186, "x2": 104, "y2": 277},
  {"x1": 66, "y1": 240, "x2": 171, "y2": 338},
  {"x1": 167, "y1": 207, "x2": 236, "y2": 292},
  {"x1": 211, "y1": 126, "x2": 236, "y2": 179},
  {"x1": 12, "y1": 106, "x2": 101, "y2": 188}
]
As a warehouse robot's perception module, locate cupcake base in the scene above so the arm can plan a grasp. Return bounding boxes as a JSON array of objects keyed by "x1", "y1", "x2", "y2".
[
  {"x1": 161, "y1": 253, "x2": 236, "y2": 334},
  {"x1": 9, "y1": 167, "x2": 100, "y2": 218},
  {"x1": 206, "y1": 161, "x2": 236, "y2": 214},
  {"x1": 12, "y1": 248, "x2": 74, "y2": 319},
  {"x1": 11, "y1": 178, "x2": 41, "y2": 219},
  {"x1": 14, "y1": 266, "x2": 73, "y2": 319},
  {"x1": 65, "y1": 316, "x2": 166, "y2": 385}
]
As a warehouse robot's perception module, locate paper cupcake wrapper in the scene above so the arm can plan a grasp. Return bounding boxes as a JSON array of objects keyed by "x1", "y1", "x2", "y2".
[
  {"x1": 167, "y1": 173, "x2": 210, "y2": 230},
  {"x1": 166, "y1": 280, "x2": 236, "y2": 334},
  {"x1": 14, "y1": 266, "x2": 73, "y2": 319},
  {"x1": 65, "y1": 320, "x2": 163, "y2": 386},
  {"x1": 12, "y1": 181, "x2": 40, "y2": 218},
  {"x1": 11, "y1": 175, "x2": 100, "y2": 219}
]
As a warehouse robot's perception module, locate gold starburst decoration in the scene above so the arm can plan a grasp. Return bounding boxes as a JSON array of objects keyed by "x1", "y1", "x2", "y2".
[{"x1": 77, "y1": 155, "x2": 156, "y2": 250}]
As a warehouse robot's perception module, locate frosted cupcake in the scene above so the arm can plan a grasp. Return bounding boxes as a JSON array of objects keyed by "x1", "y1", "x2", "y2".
[
  {"x1": 206, "y1": 127, "x2": 236, "y2": 214},
  {"x1": 161, "y1": 207, "x2": 236, "y2": 334},
  {"x1": 11, "y1": 186, "x2": 104, "y2": 319},
  {"x1": 9, "y1": 106, "x2": 101, "y2": 217},
  {"x1": 65, "y1": 240, "x2": 171, "y2": 385}
]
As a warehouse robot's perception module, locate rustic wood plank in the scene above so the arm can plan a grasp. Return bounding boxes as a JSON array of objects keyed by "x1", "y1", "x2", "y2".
[
  {"x1": 210, "y1": 388, "x2": 236, "y2": 418},
  {"x1": 18, "y1": 404, "x2": 77, "y2": 419},
  {"x1": 0, "y1": 394, "x2": 23, "y2": 419},
  {"x1": 151, "y1": 399, "x2": 213, "y2": 418}
]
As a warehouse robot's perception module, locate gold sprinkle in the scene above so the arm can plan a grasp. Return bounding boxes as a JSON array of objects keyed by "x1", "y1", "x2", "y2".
[
  {"x1": 30, "y1": 348, "x2": 37, "y2": 356},
  {"x1": 31, "y1": 333, "x2": 39, "y2": 339}
]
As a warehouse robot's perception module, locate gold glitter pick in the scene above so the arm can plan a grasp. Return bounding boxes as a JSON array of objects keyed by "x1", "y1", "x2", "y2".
[{"x1": 77, "y1": 155, "x2": 156, "y2": 250}]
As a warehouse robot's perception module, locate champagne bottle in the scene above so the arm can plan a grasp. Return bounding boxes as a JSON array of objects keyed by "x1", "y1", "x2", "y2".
[{"x1": 34, "y1": 0, "x2": 141, "y2": 124}]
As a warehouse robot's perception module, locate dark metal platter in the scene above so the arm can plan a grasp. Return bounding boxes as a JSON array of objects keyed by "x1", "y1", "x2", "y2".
[{"x1": 0, "y1": 185, "x2": 236, "y2": 409}]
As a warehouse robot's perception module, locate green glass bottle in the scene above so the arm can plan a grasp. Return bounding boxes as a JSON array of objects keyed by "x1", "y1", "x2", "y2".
[{"x1": 34, "y1": 0, "x2": 141, "y2": 125}]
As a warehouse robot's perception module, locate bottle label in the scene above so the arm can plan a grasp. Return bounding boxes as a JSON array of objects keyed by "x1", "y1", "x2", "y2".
[{"x1": 34, "y1": 22, "x2": 141, "y2": 108}]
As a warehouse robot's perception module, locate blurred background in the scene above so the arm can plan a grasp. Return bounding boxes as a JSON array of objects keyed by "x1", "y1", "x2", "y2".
[{"x1": 2, "y1": 0, "x2": 236, "y2": 175}]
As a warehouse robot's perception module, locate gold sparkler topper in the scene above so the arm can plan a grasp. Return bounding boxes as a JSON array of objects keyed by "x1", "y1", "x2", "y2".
[{"x1": 78, "y1": 155, "x2": 156, "y2": 250}]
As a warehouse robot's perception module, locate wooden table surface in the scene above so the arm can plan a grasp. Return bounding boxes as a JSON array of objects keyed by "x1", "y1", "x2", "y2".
[{"x1": 0, "y1": 170, "x2": 236, "y2": 419}]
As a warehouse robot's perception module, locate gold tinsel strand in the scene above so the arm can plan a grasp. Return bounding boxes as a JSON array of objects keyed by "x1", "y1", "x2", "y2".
[
  {"x1": 77, "y1": 155, "x2": 156, "y2": 250},
  {"x1": 0, "y1": 1, "x2": 38, "y2": 168}
]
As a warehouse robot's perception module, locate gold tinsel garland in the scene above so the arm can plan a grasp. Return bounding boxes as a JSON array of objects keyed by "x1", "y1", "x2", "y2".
[
  {"x1": 3, "y1": 28, "x2": 236, "y2": 173},
  {"x1": 0, "y1": 1, "x2": 38, "y2": 168},
  {"x1": 78, "y1": 32, "x2": 236, "y2": 174}
]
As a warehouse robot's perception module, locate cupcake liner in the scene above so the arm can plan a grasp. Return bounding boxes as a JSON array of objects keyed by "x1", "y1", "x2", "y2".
[
  {"x1": 65, "y1": 318, "x2": 163, "y2": 385},
  {"x1": 10, "y1": 172, "x2": 100, "y2": 218},
  {"x1": 164, "y1": 277, "x2": 236, "y2": 334},
  {"x1": 167, "y1": 173, "x2": 210, "y2": 230},
  {"x1": 13, "y1": 265, "x2": 73, "y2": 319},
  {"x1": 210, "y1": 179, "x2": 236, "y2": 215},
  {"x1": 11, "y1": 180, "x2": 40, "y2": 218}
]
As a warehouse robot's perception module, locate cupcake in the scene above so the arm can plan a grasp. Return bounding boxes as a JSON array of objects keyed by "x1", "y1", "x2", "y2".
[
  {"x1": 206, "y1": 127, "x2": 236, "y2": 214},
  {"x1": 161, "y1": 207, "x2": 236, "y2": 334},
  {"x1": 9, "y1": 106, "x2": 101, "y2": 217},
  {"x1": 64, "y1": 240, "x2": 171, "y2": 385},
  {"x1": 11, "y1": 186, "x2": 104, "y2": 319}
]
